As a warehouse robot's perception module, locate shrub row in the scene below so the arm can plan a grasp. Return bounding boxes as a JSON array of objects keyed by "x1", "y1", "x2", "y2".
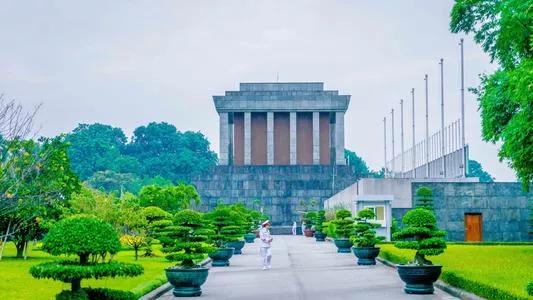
[
  {"x1": 379, "y1": 250, "x2": 528, "y2": 300},
  {"x1": 56, "y1": 288, "x2": 136, "y2": 300}
]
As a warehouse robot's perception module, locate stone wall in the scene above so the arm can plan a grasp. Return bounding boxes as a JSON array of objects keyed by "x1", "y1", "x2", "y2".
[
  {"x1": 191, "y1": 165, "x2": 358, "y2": 226},
  {"x1": 406, "y1": 182, "x2": 532, "y2": 242}
]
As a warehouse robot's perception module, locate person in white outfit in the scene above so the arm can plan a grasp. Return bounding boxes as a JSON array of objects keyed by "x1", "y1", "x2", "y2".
[
  {"x1": 259, "y1": 220, "x2": 273, "y2": 270},
  {"x1": 291, "y1": 221, "x2": 297, "y2": 235}
]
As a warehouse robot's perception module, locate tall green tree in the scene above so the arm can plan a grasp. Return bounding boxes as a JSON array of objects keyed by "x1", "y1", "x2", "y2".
[
  {"x1": 138, "y1": 183, "x2": 201, "y2": 212},
  {"x1": 66, "y1": 123, "x2": 140, "y2": 180},
  {"x1": 344, "y1": 149, "x2": 384, "y2": 179},
  {"x1": 126, "y1": 122, "x2": 217, "y2": 182},
  {"x1": 450, "y1": 0, "x2": 533, "y2": 190},
  {"x1": 467, "y1": 159, "x2": 494, "y2": 182},
  {"x1": 0, "y1": 137, "x2": 80, "y2": 258}
]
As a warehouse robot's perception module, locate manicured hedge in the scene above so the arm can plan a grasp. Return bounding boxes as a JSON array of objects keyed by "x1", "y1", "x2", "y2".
[
  {"x1": 55, "y1": 288, "x2": 136, "y2": 300},
  {"x1": 440, "y1": 272, "x2": 528, "y2": 300}
]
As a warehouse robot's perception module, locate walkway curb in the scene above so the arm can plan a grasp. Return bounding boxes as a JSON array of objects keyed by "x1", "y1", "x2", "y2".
[
  {"x1": 139, "y1": 258, "x2": 212, "y2": 300},
  {"x1": 376, "y1": 257, "x2": 485, "y2": 300}
]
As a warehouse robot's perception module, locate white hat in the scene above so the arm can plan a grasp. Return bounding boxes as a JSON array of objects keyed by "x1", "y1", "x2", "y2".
[{"x1": 262, "y1": 220, "x2": 270, "y2": 226}]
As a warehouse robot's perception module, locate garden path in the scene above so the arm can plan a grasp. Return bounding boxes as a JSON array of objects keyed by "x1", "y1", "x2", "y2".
[{"x1": 158, "y1": 235, "x2": 457, "y2": 300}]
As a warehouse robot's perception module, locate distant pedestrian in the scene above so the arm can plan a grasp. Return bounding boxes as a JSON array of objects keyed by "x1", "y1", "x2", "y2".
[
  {"x1": 291, "y1": 221, "x2": 297, "y2": 235},
  {"x1": 301, "y1": 221, "x2": 305, "y2": 235},
  {"x1": 259, "y1": 220, "x2": 273, "y2": 270}
]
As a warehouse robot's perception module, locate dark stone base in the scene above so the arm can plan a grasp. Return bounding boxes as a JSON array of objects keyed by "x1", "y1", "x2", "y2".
[{"x1": 191, "y1": 165, "x2": 358, "y2": 226}]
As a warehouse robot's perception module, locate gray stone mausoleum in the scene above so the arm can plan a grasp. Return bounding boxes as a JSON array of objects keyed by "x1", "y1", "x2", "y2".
[{"x1": 192, "y1": 82, "x2": 358, "y2": 228}]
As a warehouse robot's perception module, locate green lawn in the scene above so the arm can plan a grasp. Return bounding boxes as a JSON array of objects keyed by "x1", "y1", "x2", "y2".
[
  {"x1": 379, "y1": 244, "x2": 533, "y2": 300},
  {"x1": 0, "y1": 243, "x2": 174, "y2": 300}
]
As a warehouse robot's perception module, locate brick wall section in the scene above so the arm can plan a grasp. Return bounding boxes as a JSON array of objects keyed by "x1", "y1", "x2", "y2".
[
  {"x1": 191, "y1": 165, "x2": 358, "y2": 226},
  {"x1": 400, "y1": 182, "x2": 532, "y2": 242}
]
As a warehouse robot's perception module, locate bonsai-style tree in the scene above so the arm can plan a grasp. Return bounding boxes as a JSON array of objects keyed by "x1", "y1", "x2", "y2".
[
  {"x1": 415, "y1": 187, "x2": 434, "y2": 211},
  {"x1": 29, "y1": 215, "x2": 143, "y2": 298},
  {"x1": 393, "y1": 208, "x2": 447, "y2": 265},
  {"x1": 158, "y1": 209, "x2": 214, "y2": 268},
  {"x1": 314, "y1": 210, "x2": 326, "y2": 232},
  {"x1": 303, "y1": 211, "x2": 317, "y2": 230},
  {"x1": 332, "y1": 209, "x2": 355, "y2": 239},
  {"x1": 205, "y1": 206, "x2": 245, "y2": 248},
  {"x1": 352, "y1": 209, "x2": 384, "y2": 248},
  {"x1": 143, "y1": 206, "x2": 172, "y2": 257}
]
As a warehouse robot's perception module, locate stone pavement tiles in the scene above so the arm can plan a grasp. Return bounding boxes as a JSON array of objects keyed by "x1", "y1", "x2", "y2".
[{"x1": 159, "y1": 235, "x2": 457, "y2": 300}]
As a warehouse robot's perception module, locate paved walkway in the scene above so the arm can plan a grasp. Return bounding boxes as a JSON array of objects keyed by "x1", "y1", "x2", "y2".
[{"x1": 160, "y1": 235, "x2": 457, "y2": 300}]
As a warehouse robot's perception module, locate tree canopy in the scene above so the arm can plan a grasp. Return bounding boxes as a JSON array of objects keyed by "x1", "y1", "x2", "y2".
[
  {"x1": 450, "y1": 0, "x2": 532, "y2": 190},
  {"x1": 467, "y1": 159, "x2": 494, "y2": 182}
]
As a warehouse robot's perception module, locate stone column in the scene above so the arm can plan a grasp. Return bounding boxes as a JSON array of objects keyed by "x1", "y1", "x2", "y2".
[
  {"x1": 267, "y1": 112, "x2": 274, "y2": 165},
  {"x1": 335, "y1": 112, "x2": 345, "y2": 165},
  {"x1": 290, "y1": 112, "x2": 297, "y2": 165},
  {"x1": 312, "y1": 112, "x2": 320, "y2": 165},
  {"x1": 244, "y1": 112, "x2": 251, "y2": 165},
  {"x1": 219, "y1": 112, "x2": 229, "y2": 165}
]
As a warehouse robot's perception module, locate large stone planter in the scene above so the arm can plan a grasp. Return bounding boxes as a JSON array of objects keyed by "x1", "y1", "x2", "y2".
[
  {"x1": 314, "y1": 231, "x2": 326, "y2": 242},
  {"x1": 397, "y1": 265, "x2": 442, "y2": 294},
  {"x1": 304, "y1": 229, "x2": 314, "y2": 237},
  {"x1": 244, "y1": 233, "x2": 255, "y2": 243},
  {"x1": 352, "y1": 247, "x2": 380, "y2": 265},
  {"x1": 165, "y1": 266, "x2": 209, "y2": 297},
  {"x1": 226, "y1": 240, "x2": 245, "y2": 255},
  {"x1": 208, "y1": 247, "x2": 234, "y2": 267},
  {"x1": 333, "y1": 238, "x2": 353, "y2": 253}
]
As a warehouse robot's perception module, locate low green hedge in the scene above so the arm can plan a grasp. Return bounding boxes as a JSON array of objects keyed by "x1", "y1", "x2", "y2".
[
  {"x1": 56, "y1": 288, "x2": 135, "y2": 300},
  {"x1": 379, "y1": 249, "x2": 529, "y2": 300},
  {"x1": 440, "y1": 272, "x2": 528, "y2": 300},
  {"x1": 527, "y1": 282, "x2": 533, "y2": 296}
]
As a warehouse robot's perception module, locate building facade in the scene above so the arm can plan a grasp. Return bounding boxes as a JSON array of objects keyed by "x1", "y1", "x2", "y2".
[
  {"x1": 191, "y1": 82, "x2": 358, "y2": 229},
  {"x1": 214, "y1": 82, "x2": 349, "y2": 166}
]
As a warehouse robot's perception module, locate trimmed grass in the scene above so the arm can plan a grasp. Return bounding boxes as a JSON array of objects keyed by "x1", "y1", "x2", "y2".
[
  {"x1": 0, "y1": 243, "x2": 173, "y2": 300},
  {"x1": 379, "y1": 244, "x2": 533, "y2": 300}
]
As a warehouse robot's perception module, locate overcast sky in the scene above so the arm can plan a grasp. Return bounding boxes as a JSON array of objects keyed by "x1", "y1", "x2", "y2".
[{"x1": 1, "y1": 0, "x2": 517, "y2": 181}]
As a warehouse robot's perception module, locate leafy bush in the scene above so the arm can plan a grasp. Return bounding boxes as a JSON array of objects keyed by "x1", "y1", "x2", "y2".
[
  {"x1": 332, "y1": 209, "x2": 354, "y2": 239},
  {"x1": 351, "y1": 208, "x2": 384, "y2": 247},
  {"x1": 527, "y1": 282, "x2": 533, "y2": 296},
  {"x1": 205, "y1": 205, "x2": 245, "y2": 247},
  {"x1": 157, "y1": 209, "x2": 214, "y2": 268},
  {"x1": 29, "y1": 215, "x2": 144, "y2": 294},
  {"x1": 415, "y1": 186, "x2": 434, "y2": 210},
  {"x1": 314, "y1": 210, "x2": 326, "y2": 232},
  {"x1": 303, "y1": 211, "x2": 318, "y2": 229},
  {"x1": 393, "y1": 208, "x2": 446, "y2": 265},
  {"x1": 55, "y1": 288, "x2": 136, "y2": 300}
]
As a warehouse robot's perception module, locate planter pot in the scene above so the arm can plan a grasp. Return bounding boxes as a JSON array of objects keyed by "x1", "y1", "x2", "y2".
[
  {"x1": 304, "y1": 229, "x2": 314, "y2": 237},
  {"x1": 352, "y1": 247, "x2": 380, "y2": 265},
  {"x1": 244, "y1": 233, "x2": 256, "y2": 243},
  {"x1": 208, "y1": 247, "x2": 234, "y2": 267},
  {"x1": 226, "y1": 240, "x2": 245, "y2": 255},
  {"x1": 314, "y1": 231, "x2": 326, "y2": 242},
  {"x1": 333, "y1": 238, "x2": 353, "y2": 253},
  {"x1": 397, "y1": 265, "x2": 442, "y2": 294},
  {"x1": 165, "y1": 266, "x2": 209, "y2": 297}
]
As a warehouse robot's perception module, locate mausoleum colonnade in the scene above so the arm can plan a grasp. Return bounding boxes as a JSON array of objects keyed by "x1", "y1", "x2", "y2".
[{"x1": 213, "y1": 82, "x2": 350, "y2": 166}]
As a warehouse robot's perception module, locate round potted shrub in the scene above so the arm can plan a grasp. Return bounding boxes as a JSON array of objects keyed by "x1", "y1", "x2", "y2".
[
  {"x1": 351, "y1": 208, "x2": 385, "y2": 265},
  {"x1": 332, "y1": 209, "x2": 355, "y2": 253},
  {"x1": 29, "y1": 215, "x2": 143, "y2": 299},
  {"x1": 314, "y1": 210, "x2": 326, "y2": 242},
  {"x1": 205, "y1": 206, "x2": 242, "y2": 266},
  {"x1": 303, "y1": 211, "x2": 317, "y2": 237},
  {"x1": 393, "y1": 208, "x2": 447, "y2": 294},
  {"x1": 158, "y1": 209, "x2": 215, "y2": 297}
]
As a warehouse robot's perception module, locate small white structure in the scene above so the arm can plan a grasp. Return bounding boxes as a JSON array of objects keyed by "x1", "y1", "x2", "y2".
[{"x1": 354, "y1": 195, "x2": 392, "y2": 241}]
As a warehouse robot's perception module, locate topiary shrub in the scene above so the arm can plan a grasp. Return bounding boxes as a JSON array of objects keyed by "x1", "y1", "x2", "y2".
[
  {"x1": 30, "y1": 215, "x2": 144, "y2": 295},
  {"x1": 157, "y1": 209, "x2": 214, "y2": 267},
  {"x1": 205, "y1": 205, "x2": 245, "y2": 248},
  {"x1": 314, "y1": 210, "x2": 326, "y2": 231},
  {"x1": 303, "y1": 211, "x2": 318, "y2": 229},
  {"x1": 351, "y1": 208, "x2": 385, "y2": 247},
  {"x1": 527, "y1": 282, "x2": 533, "y2": 296},
  {"x1": 332, "y1": 209, "x2": 355, "y2": 239},
  {"x1": 415, "y1": 186, "x2": 434, "y2": 211},
  {"x1": 84, "y1": 288, "x2": 136, "y2": 300},
  {"x1": 393, "y1": 208, "x2": 447, "y2": 265}
]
